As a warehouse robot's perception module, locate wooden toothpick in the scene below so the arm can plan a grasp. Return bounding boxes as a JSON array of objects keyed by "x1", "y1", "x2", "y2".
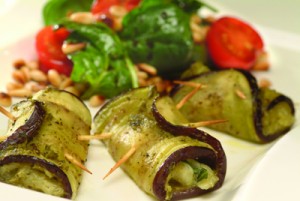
[
  {"x1": 235, "y1": 89, "x2": 246, "y2": 99},
  {"x1": 183, "y1": 119, "x2": 228, "y2": 128},
  {"x1": 176, "y1": 85, "x2": 202, "y2": 110},
  {"x1": 64, "y1": 151, "x2": 92, "y2": 174},
  {"x1": 0, "y1": 106, "x2": 16, "y2": 121},
  {"x1": 78, "y1": 133, "x2": 112, "y2": 141},
  {"x1": 102, "y1": 144, "x2": 138, "y2": 180},
  {"x1": 173, "y1": 80, "x2": 202, "y2": 88}
]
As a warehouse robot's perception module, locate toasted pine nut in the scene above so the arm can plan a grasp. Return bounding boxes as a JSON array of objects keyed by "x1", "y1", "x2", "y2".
[
  {"x1": 74, "y1": 83, "x2": 87, "y2": 94},
  {"x1": 24, "y1": 81, "x2": 45, "y2": 92},
  {"x1": 12, "y1": 70, "x2": 27, "y2": 83},
  {"x1": 6, "y1": 82, "x2": 23, "y2": 91},
  {"x1": 109, "y1": 5, "x2": 128, "y2": 18},
  {"x1": 29, "y1": 70, "x2": 47, "y2": 82},
  {"x1": 69, "y1": 12, "x2": 96, "y2": 24},
  {"x1": 252, "y1": 61, "x2": 270, "y2": 71},
  {"x1": 7, "y1": 88, "x2": 33, "y2": 97},
  {"x1": 13, "y1": 59, "x2": 26, "y2": 69},
  {"x1": 48, "y1": 69, "x2": 62, "y2": 88},
  {"x1": 137, "y1": 71, "x2": 148, "y2": 80},
  {"x1": 20, "y1": 66, "x2": 31, "y2": 81},
  {"x1": 26, "y1": 61, "x2": 39, "y2": 70},
  {"x1": 204, "y1": 15, "x2": 216, "y2": 24},
  {"x1": 193, "y1": 31, "x2": 204, "y2": 44},
  {"x1": 113, "y1": 17, "x2": 123, "y2": 31},
  {"x1": 259, "y1": 78, "x2": 272, "y2": 88},
  {"x1": 59, "y1": 78, "x2": 73, "y2": 89},
  {"x1": 89, "y1": 95, "x2": 105, "y2": 107},
  {"x1": 138, "y1": 78, "x2": 147, "y2": 87},
  {"x1": 190, "y1": 14, "x2": 202, "y2": 24},
  {"x1": 0, "y1": 92, "x2": 12, "y2": 107},
  {"x1": 252, "y1": 51, "x2": 269, "y2": 71},
  {"x1": 137, "y1": 63, "x2": 157, "y2": 76},
  {"x1": 62, "y1": 42, "x2": 86, "y2": 54},
  {"x1": 147, "y1": 76, "x2": 163, "y2": 84},
  {"x1": 64, "y1": 86, "x2": 80, "y2": 97},
  {"x1": 190, "y1": 21, "x2": 203, "y2": 33},
  {"x1": 155, "y1": 81, "x2": 166, "y2": 93}
]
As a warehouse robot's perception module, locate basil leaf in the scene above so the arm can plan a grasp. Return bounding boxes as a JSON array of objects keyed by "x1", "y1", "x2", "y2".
[
  {"x1": 63, "y1": 21, "x2": 137, "y2": 98},
  {"x1": 43, "y1": 0, "x2": 93, "y2": 25},
  {"x1": 120, "y1": 3, "x2": 194, "y2": 77},
  {"x1": 194, "y1": 167, "x2": 208, "y2": 182}
]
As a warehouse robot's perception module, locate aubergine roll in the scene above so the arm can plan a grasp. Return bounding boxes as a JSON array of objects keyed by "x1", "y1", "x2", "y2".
[
  {"x1": 0, "y1": 88, "x2": 91, "y2": 199},
  {"x1": 93, "y1": 86, "x2": 226, "y2": 201},
  {"x1": 171, "y1": 69, "x2": 295, "y2": 143}
]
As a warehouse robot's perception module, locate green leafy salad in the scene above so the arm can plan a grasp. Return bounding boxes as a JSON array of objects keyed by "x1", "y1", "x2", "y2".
[{"x1": 40, "y1": 0, "x2": 215, "y2": 99}]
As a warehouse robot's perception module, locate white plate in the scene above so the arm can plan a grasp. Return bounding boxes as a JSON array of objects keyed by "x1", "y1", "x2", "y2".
[{"x1": 0, "y1": 0, "x2": 300, "y2": 201}]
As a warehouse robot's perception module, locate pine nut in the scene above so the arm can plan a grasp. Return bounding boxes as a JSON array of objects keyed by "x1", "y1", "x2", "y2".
[
  {"x1": 59, "y1": 78, "x2": 73, "y2": 89},
  {"x1": 0, "y1": 92, "x2": 12, "y2": 107},
  {"x1": 137, "y1": 71, "x2": 148, "y2": 80},
  {"x1": 89, "y1": 95, "x2": 105, "y2": 107},
  {"x1": 20, "y1": 66, "x2": 31, "y2": 81},
  {"x1": 62, "y1": 42, "x2": 86, "y2": 54},
  {"x1": 137, "y1": 63, "x2": 157, "y2": 76},
  {"x1": 7, "y1": 88, "x2": 33, "y2": 97},
  {"x1": 26, "y1": 61, "x2": 39, "y2": 70},
  {"x1": 190, "y1": 14, "x2": 202, "y2": 24},
  {"x1": 113, "y1": 17, "x2": 123, "y2": 31},
  {"x1": 29, "y1": 70, "x2": 48, "y2": 82},
  {"x1": 48, "y1": 69, "x2": 62, "y2": 87},
  {"x1": 259, "y1": 78, "x2": 272, "y2": 88},
  {"x1": 6, "y1": 82, "x2": 23, "y2": 91},
  {"x1": 138, "y1": 78, "x2": 147, "y2": 87},
  {"x1": 109, "y1": 5, "x2": 128, "y2": 18},
  {"x1": 13, "y1": 59, "x2": 26, "y2": 69},
  {"x1": 24, "y1": 81, "x2": 45, "y2": 92},
  {"x1": 204, "y1": 15, "x2": 216, "y2": 24},
  {"x1": 64, "y1": 86, "x2": 80, "y2": 97},
  {"x1": 74, "y1": 83, "x2": 87, "y2": 94},
  {"x1": 190, "y1": 21, "x2": 203, "y2": 33},
  {"x1": 12, "y1": 70, "x2": 27, "y2": 83},
  {"x1": 69, "y1": 12, "x2": 96, "y2": 24}
]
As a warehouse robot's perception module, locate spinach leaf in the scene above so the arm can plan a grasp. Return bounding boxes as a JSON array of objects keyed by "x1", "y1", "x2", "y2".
[
  {"x1": 120, "y1": 3, "x2": 194, "y2": 77},
  {"x1": 140, "y1": 0, "x2": 217, "y2": 14},
  {"x1": 62, "y1": 21, "x2": 138, "y2": 99},
  {"x1": 43, "y1": 0, "x2": 93, "y2": 25}
]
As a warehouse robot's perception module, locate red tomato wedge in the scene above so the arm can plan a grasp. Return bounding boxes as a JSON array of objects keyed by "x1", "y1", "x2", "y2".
[
  {"x1": 35, "y1": 26, "x2": 73, "y2": 76},
  {"x1": 91, "y1": 0, "x2": 140, "y2": 15},
  {"x1": 206, "y1": 16, "x2": 264, "y2": 70}
]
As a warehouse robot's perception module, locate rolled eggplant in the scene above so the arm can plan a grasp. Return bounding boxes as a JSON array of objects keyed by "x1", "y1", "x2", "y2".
[
  {"x1": 93, "y1": 86, "x2": 226, "y2": 201},
  {"x1": 0, "y1": 88, "x2": 91, "y2": 199},
  {"x1": 171, "y1": 69, "x2": 295, "y2": 143}
]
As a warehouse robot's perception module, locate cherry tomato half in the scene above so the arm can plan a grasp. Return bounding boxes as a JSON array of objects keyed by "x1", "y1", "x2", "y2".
[
  {"x1": 91, "y1": 0, "x2": 141, "y2": 15},
  {"x1": 35, "y1": 26, "x2": 73, "y2": 76},
  {"x1": 205, "y1": 16, "x2": 264, "y2": 70}
]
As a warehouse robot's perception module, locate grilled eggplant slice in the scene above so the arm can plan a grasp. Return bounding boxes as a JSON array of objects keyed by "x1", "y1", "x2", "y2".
[
  {"x1": 93, "y1": 86, "x2": 226, "y2": 201},
  {"x1": 171, "y1": 69, "x2": 295, "y2": 143},
  {"x1": 0, "y1": 88, "x2": 91, "y2": 199}
]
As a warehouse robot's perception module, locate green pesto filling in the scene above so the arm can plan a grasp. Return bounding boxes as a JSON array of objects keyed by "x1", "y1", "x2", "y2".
[{"x1": 0, "y1": 162, "x2": 65, "y2": 197}]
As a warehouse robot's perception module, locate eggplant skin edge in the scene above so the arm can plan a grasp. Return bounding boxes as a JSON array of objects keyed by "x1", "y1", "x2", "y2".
[
  {"x1": 240, "y1": 70, "x2": 295, "y2": 142},
  {"x1": 171, "y1": 69, "x2": 295, "y2": 143},
  {"x1": 0, "y1": 155, "x2": 72, "y2": 199},
  {"x1": 0, "y1": 101, "x2": 45, "y2": 150},
  {"x1": 152, "y1": 97, "x2": 227, "y2": 200},
  {"x1": 153, "y1": 146, "x2": 217, "y2": 201}
]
